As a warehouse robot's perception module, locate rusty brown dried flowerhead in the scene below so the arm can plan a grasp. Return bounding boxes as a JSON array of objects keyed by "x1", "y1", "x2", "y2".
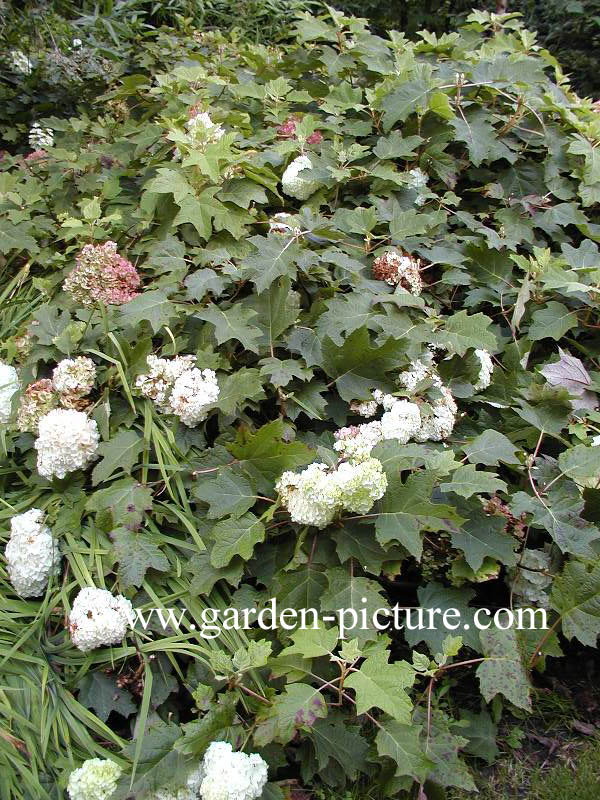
[{"x1": 372, "y1": 249, "x2": 423, "y2": 295}]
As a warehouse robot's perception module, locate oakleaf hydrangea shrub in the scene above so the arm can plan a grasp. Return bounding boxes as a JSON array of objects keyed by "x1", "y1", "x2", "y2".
[{"x1": 1, "y1": 7, "x2": 600, "y2": 799}]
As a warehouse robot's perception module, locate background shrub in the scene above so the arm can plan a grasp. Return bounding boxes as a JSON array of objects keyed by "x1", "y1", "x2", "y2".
[{"x1": 1, "y1": 5, "x2": 600, "y2": 800}]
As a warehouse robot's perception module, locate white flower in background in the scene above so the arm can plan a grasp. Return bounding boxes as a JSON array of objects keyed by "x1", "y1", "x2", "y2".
[
  {"x1": 136, "y1": 354, "x2": 196, "y2": 409},
  {"x1": 199, "y1": 741, "x2": 268, "y2": 800},
  {"x1": 350, "y1": 399, "x2": 379, "y2": 418},
  {"x1": 72, "y1": 38, "x2": 83, "y2": 48},
  {"x1": 592, "y1": 435, "x2": 600, "y2": 446},
  {"x1": 281, "y1": 155, "x2": 320, "y2": 200},
  {"x1": 413, "y1": 384, "x2": 457, "y2": 442},
  {"x1": 380, "y1": 399, "x2": 421, "y2": 443},
  {"x1": 169, "y1": 368, "x2": 220, "y2": 427},
  {"x1": 398, "y1": 359, "x2": 432, "y2": 394},
  {"x1": 34, "y1": 408, "x2": 99, "y2": 479},
  {"x1": 67, "y1": 758, "x2": 122, "y2": 800},
  {"x1": 372, "y1": 249, "x2": 423, "y2": 294},
  {"x1": 473, "y1": 348, "x2": 494, "y2": 392},
  {"x1": 0, "y1": 360, "x2": 20, "y2": 423},
  {"x1": 136, "y1": 355, "x2": 219, "y2": 427},
  {"x1": 268, "y1": 212, "x2": 301, "y2": 236},
  {"x1": 334, "y1": 421, "x2": 383, "y2": 463},
  {"x1": 68, "y1": 587, "x2": 133, "y2": 652},
  {"x1": 10, "y1": 49, "x2": 32, "y2": 75},
  {"x1": 406, "y1": 167, "x2": 428, "y2": 205},
  {"x1": 28, "y1": 122, "x2": 54, "y2": 150},
  {"x1": 52, "y1": 356, "x2": 96, "y2": 397},
  {"x1": 336, "y1": 457, "x2": 387, "y2": 514},
  {"x1": 5, "y1": 509, "x2": 61, "y2": 597},
  {"x1": 187, "y1": 110, "x2": 225, "y2": 142},
  {"x1": 372, "y1": 390, "x2": 397, "y2": 411},
  {"x1": 276, "y1": 462, "x2": 341, "y2": 528},
  {"x1": 174, "y1": 109, "x2": 225, "y2": 158}
]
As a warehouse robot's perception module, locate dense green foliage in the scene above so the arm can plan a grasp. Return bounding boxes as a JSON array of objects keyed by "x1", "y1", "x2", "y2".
[
  {"x1": 331, "y1": 0, "x2": 600, "y2": 97},
  {"x1": 2, "y1": 5, "x2": 600, "y2": 800}
]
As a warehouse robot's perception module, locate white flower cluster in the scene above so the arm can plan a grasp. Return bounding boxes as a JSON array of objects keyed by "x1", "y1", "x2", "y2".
[
  {"x1": 281, "y1": 155, "x2": 320, "y2": 200},
  {"x1": 187, "y1": 111, "x2": 225, "y2": 143},
  {"x1": 473, "y1": 348, "x2": 494, "y2": 392},
  {"x1": 67, "y1": 758, "x2": 122, "y2": 800},
  {"x1": 269, "y1": 212, "x2": 302, "y2": 236},
  {"x1": 350, "y1": 399, "x2": 379, "y2": 418},
  {"x1": 335, "y1": 361, "x2": 458, "y2": 462},
  {"x1": 29, "y1": 122, "x2": 54, "y2": 149},
  {"x1": 406, "y1": 167, "x2": 428, "y2": 206},
  {"x1": 34, "y1": 408, "x2": 100, "y2": 479},
  {"x1": 412, "y1": 384, "x2": 457, "y2": 442},
  {"x1": 5, "y1": 509, "x2": 61, "y2": 597},
  {"x1": 174, "y1": 111, "x2": 225, "y2": 158},
  {"x1": 10, "y1": 49, "x2": 32, "y2": 74},
  {"x1": 136, "y1": 355, "x2": 219, "y2": 427},
  {"x1": 0, "y1": 360, "x2": 20, "y2": 424},
  {"x1": 380, "y1": 398, "x2": 422, "y2": 442},
  {"x1": 199, "y1": 741, "x2": 268, "y2": 800},
  {"x1": 68, "y1": 587, "x2": 133, "y2": 652},
  {"x1": 334, "y1": 421, "x2": 384, "y2": 462},
  {"x1": 276, "y1": 457, "x2": 387, "y2": 528},
  {"x1": 52, "y1": 356, "x2": 96, "y2": 397}
]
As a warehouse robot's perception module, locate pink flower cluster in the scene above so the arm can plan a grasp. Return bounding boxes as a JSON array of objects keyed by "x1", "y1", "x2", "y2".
[
  {"x1": 64, "y1": 241, "x2": 141, "y2": 306},
  {"x1": 276, "y1": 117, "x2": 323, "y2": 145},
  {"x1": 25, "y1": 149, "x2": 48, "y2": 162}
]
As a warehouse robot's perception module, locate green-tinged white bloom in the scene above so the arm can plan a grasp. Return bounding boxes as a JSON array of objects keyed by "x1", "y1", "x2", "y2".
[
  {"x1": 277, "y1": 456, "x2": 387, "y2": 525},
  {"x1": 67, "y1": 758, "x2": 122, "y2": 800},
  {"x1": 0, "y1": 360, "x2": 20, "y2": 424},
  {"x1": 336, "y1": 457, "x2": 387, "y2": 514},
  {"x1": 276, "y1": 462, "x2": 341, "y2": 528},
  {"x1": 281, "y1": 155, "x2": 320, "y2": 200}
]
